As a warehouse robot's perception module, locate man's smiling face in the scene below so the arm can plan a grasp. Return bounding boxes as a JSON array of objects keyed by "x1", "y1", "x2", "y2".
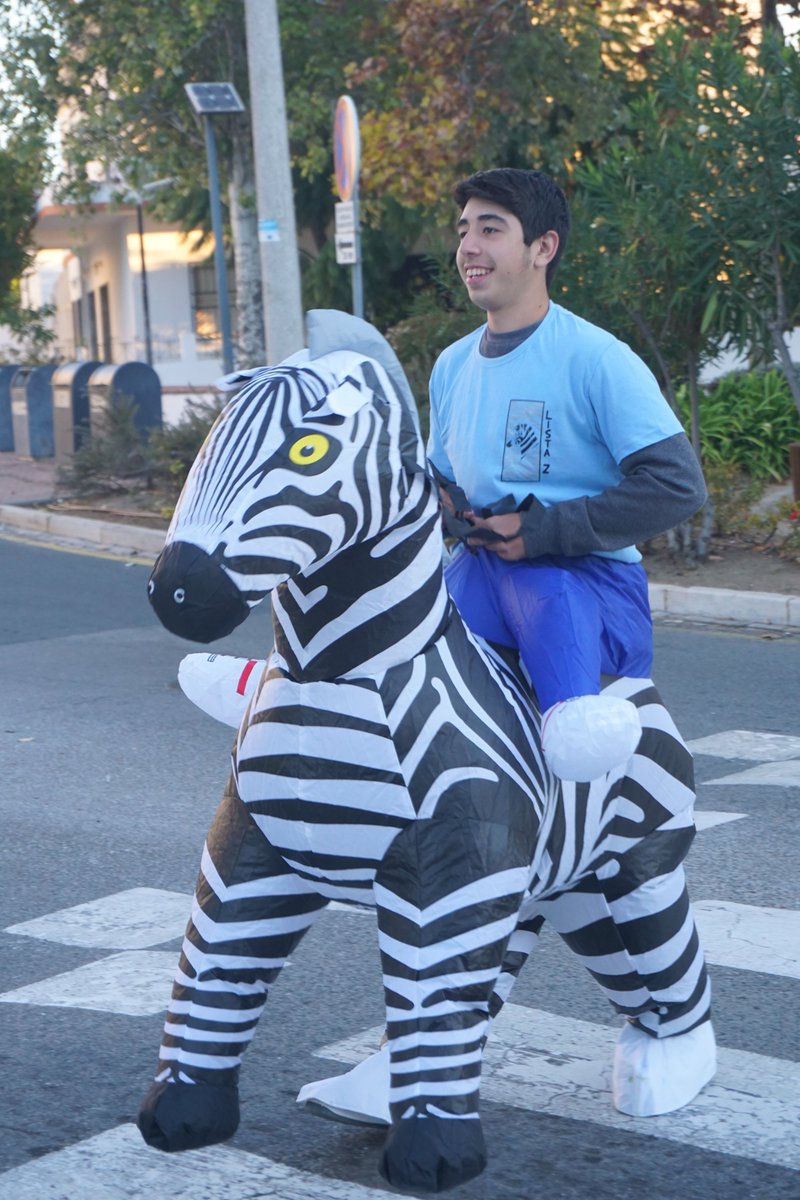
[{"x1": 455, "y1": 196, "x2": 551, "y2": 332}]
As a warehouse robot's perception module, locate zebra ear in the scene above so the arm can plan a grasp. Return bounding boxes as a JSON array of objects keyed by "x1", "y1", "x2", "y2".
[{"x1": 312, "y1": 379, "x2": 371, "y2": 420}]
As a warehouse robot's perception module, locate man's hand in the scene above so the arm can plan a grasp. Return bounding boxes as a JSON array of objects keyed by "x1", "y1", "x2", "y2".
[{"x1": 466, "y1": 511, "x2": 526, "y2": 560}]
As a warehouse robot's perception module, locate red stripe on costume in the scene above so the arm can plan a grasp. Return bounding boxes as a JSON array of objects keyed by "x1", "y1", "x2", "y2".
[{"x1": 236, "y1": 659, "x2": 258, "y2": 696}]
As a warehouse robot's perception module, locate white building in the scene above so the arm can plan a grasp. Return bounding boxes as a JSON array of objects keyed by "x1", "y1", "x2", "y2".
[{"x1": 14, "y1": 182, "x2": 232, "y2": 425}]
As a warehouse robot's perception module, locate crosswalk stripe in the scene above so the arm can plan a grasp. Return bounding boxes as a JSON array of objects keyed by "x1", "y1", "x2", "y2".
[
  {"x1": 703, "y1": 760, "x2": 800, "y2": 787},
  {"x1": 3, "y1": 792, "x2": 752, "y2": 961},
  {"x1": 0, "y1": 1122, "x2": 400, "y2": 1199},
  {"x1": 693, "y1": 901, "x2": 800, "y2": 979},
  {"x1": 687, "y1": 730, "x2": 800, "y2": 761},
  {"x1": 315, "y1": 1004, "x2": 800, "y2": 1170},
  {"x1": 0, "y1": 952, "x2": 178, "y2": 1016},
  {"x1": 5, "y1": 888, "x2": 192, "y2": 949},
  {"x1": 692, "y1": 810, "x2": 748, "y2": 831}
]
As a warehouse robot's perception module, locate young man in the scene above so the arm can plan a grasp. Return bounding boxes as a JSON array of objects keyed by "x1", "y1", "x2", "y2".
[
  {"x1": 294, "y1": 174, "x2": 715, "y2": 1126},
  {"x1": 428, "y1": 168, "x2": 707, "y2": 780}
]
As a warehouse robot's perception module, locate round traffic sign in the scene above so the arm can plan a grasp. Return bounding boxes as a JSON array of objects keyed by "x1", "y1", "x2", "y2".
[{"x1": 334, "y1": 95, "x2": 360, "y2": 202}]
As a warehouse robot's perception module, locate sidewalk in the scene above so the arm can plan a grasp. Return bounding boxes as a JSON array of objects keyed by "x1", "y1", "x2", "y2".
[{"x1": 1, "y1": 451, "x2": 799, "y2": 630}]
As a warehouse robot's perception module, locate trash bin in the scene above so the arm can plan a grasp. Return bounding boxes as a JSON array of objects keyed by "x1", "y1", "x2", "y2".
[
  {"x1": 0, "y1": 364, "x2": 20, "y2": 452},
  {"x1": 87, "y1": 362, "x2": 162, "y2": 438},
  {"x1": 52, "y1": 360, "x2": 102, "y2": 463},
  {"x1": 10, "y1": 365, "x2": 57, "y2": 458}
]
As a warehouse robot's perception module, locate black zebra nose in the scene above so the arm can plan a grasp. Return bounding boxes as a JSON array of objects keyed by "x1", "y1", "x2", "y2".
[{"x1": 148, "y1": 540, "x2": 250, "y2": 643}]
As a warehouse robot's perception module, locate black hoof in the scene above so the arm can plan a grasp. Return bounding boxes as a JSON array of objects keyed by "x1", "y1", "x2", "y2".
[
  {"x1": 137, "y1": 1079, "x2": 240, "y2": 1152},
  {"x1": 379, "y1": 1115, "x2": 487, "y2": 1193}
]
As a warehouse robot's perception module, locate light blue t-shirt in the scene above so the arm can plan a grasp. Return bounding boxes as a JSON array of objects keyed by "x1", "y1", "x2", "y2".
[{"x1": 427, "y1": 302, "x2": 683, "y2": 563}]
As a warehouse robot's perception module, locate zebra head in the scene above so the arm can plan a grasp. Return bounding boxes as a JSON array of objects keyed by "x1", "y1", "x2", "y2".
[{"x1": 148, "y1": 312, "x2": 429, "y2": 644}]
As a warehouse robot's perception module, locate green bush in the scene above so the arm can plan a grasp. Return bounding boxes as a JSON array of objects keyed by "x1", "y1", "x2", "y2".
[
  {"x1": 57, "y1": 399, "x2": 152, "y2": 495},
  {"x1": 148, "y1": 393, "x2": 225, "y2": 496},
  {"x1": 701, "y1": 463, "x2": 766, "y2": 536},
  {"x1": 676, "y1": 369, "x2": 800, "y2": 481},
  {"x1": 57, "y1": 393, "x2": 224, "y2": 504}
]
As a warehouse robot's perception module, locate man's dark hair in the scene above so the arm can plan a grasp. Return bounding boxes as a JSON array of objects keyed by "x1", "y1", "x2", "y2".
[{"x1": 453, "y1": 168, "x2": 571, "y2": 286}]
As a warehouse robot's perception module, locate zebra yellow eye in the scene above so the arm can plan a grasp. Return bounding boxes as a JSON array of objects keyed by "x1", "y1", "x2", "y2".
[{"x1": 288, "y1": 433, "x2": 330, "y2": 466}]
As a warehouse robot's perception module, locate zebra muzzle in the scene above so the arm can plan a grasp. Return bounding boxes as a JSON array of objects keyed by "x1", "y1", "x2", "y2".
[{"x1": 148, "y1": 540, "x2": 251, "y2": 643}]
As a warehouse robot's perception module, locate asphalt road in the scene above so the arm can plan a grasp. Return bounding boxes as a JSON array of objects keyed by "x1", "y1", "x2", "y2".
[{"x1": 1, "y1": 533, "x2": 798, "y2": 1200}]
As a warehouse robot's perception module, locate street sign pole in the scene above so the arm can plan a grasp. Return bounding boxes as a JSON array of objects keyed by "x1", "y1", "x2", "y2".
[
  {"x1": 352, "y1": 185, "x2": 363, "y2": 320},
  {"x1": 185, "y1": 81, "x2": 246, "y2": 376},
  {"x1": 333, "y1": 96, "x2": 363, "y2": 319},
  {"x1": 202, "y1": 114, "x2": 235, "y2": 375},
  {"x1": 243, "y1": 0, "x2": 305, "y2": 364}
]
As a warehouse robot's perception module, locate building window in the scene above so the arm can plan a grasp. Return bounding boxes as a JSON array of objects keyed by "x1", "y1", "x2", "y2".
[
  {"x1": 87, "y1": 290, "x2": 100, "y2": 359},
  {"x1": 190, "y1": 260, "x2": 237, "y2": 352},
  {"x1": 99, "y1": 284, "x2": 112, "y2": 361}
]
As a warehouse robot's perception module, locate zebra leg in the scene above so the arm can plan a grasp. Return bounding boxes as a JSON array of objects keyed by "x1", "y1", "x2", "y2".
[
  {"x1": 295, "y1": 907, "x2": 546, "y2": 1127},
  {"x1": 488, "y1": 908, "x2": 545, "y2": 1021},
  {"x1": 536, "y1": 819, "x2": 715, "y2": 1115},
  {"x1": 374, "y1": 811, "x2": 534, "y2": 1193},
  {"x1": 138, "y1": 773, "x2": 328, "y2": 1151}
]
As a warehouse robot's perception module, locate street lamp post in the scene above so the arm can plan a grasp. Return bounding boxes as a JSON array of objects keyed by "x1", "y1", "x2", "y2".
[
  {"x1": 134, "y1": 199, "x2": 153, "y2": 366},
  {"x1": 185, "y1": 82, "x2": 246, "y2": 375}
]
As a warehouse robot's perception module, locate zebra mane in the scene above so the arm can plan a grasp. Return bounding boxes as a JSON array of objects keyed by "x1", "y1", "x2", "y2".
[{"x1": 306, "y1": 309, "x2": 426, "y2": 474}]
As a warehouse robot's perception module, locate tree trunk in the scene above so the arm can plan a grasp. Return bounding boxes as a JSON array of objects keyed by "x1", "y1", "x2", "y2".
[
  {"x1": 229, "y1": 122, "x2": 266, "y2": 368},
  {"x1": 770, "y1": 323, "x2": 800, "y2": 417},
  {"x1": 767, "y1": 241, "x2": 800, "y2": 416},
  {"x1": 629, "y1": 308, "x2": 679, "y2": 414},
  {"x1": 666, "y1": 350, "x2": 705, "y2": 563},
  {"x1": 686, "y1": 349, "x2": 702, "y2": 461},
  {"x1": 761, "y1": 1, "x2": 782, "y2": 31}
]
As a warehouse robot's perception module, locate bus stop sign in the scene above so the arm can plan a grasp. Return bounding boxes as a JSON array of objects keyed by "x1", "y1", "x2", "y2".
[{"x1": 334, "y1": 95, "x2": 360, "y2": 202}]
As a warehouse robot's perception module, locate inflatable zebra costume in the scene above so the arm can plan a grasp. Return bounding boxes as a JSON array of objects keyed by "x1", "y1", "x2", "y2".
[{"x1": 139, "y1": 311, "x2": 714, "y2": 1193}]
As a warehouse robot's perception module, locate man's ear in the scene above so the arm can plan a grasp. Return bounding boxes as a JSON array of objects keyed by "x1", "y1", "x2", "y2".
[{"x1": 536, "y1": 230, "x2": 559, "y2": 266}]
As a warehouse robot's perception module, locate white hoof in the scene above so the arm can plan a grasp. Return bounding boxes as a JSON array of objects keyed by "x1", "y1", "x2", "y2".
[
  {"x1": 296, "y1": 1045, "x2": 391, "y2": 1126},
  {"x1": 177, "y1": 653, "x2": 264, "y2": 728},
  {"x1": 612, "y1": 1020, "x2": 717, "y2": 1117},
  {"x1": 541, "y1": 695, "x2": 642, "y2": 782}
]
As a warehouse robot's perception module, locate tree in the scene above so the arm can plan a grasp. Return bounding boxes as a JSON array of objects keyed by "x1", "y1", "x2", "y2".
[
  {"x1": 0, "y1": 140, "x2": 39, "y2": 306},
  {"x1": 561, "y1": 19, "x2": 800, "y2": 556},
  {"x1": 0, "y1": 130, "x2": 56, "y2": 362},
  {"x1": 0, "y1": 0, "x2": 266, "y2": 366},
  {"x1": 695, "y1": 27, "x2": 800, "y2": 414},
  {"x1": 338, "y1": 0, "x2": 757, "y2": 217}
]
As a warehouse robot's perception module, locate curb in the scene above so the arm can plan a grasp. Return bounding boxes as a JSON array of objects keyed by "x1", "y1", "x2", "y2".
[
  {"x1": 1, "y1": 502, "x2": 798, "y2": 631},
  {"x1": 648, "y1": 581, "x2": 800, "y2": 631},
  {"x1": 0, "y1": 502, "x2": 167, "y2": 557}
]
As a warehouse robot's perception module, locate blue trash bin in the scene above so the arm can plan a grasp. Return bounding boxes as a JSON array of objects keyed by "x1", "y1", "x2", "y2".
[
  {"x1": 87, "y1": 362, "x2": 162, "y2": 438},
  {"x1": 0, "y1": 364, "x2": 21, "y2": 452},
  {"x1": 10, "y1": 365, "x2": 57, "y2": 458}
]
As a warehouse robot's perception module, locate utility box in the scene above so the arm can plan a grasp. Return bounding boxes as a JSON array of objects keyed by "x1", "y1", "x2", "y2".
[
  {"x1": 10, "y1": 365, "x2": 57, "y2": 458},
  {"x1": 87, "y1": 362, "x2": 162, "y2": 438},
  {"x1": 52, "y1": 361, "x2": 102, "y2": 463},
  {"x1": 0, "y1": 363, "x2": 20, "y2": 452}
]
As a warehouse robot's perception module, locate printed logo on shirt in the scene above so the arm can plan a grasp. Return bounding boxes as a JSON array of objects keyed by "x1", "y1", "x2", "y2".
[{"x1": 502, "y1": 400, "x2": 545, "y2": 482}]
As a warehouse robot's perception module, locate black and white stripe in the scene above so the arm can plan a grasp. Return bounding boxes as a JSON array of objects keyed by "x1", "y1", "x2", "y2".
[{"x1": 139, "y1": 312, "x2": 709, "y2": 1193}]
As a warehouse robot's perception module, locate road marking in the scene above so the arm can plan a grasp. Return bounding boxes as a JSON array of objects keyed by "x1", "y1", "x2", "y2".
[
  {"x1": 703, "y1": 760, "x2": 800, "y2": 787},
  {"x1": 0, "y1": 1122, "x2": 400, "y2": 1200},
  {"x1": 5, "y1": 888, "x2": 191, "y2": 950},
  {"x1": 0, "y1": 952, "x2": 177, "y2": 1016},
  {"x1": 693, "y1": 901, "x2": 800, "y2": 979},
  {"x1": 0, "y1": 529, "x2": 154, "y2": 564},
  {"x1": 688, "y1": 730, "x2": 800, "y2": 761},
  {"x1": 692, "y1": 810, "x2": 748, "y2": 831},
  {"x1": 316, "y1": 1004, "x2": 800, "y2": 1170}
]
